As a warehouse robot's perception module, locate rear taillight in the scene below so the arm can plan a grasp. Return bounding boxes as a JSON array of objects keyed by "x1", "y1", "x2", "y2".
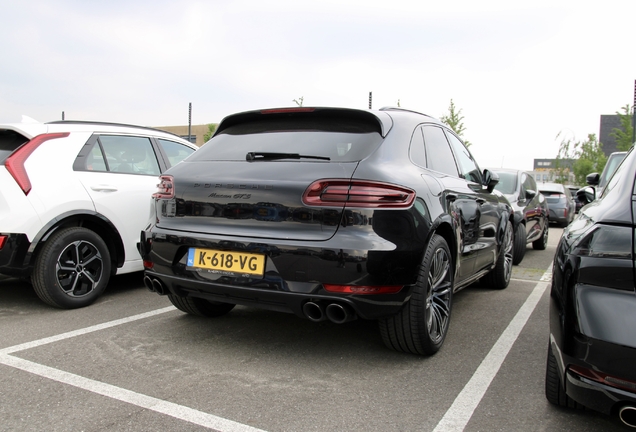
[
  {"x1": 5, "y1": 132, "x2": 70, "y2": 195},
  {"x1": 302, "y1": 179, "x2": 415, "y2": 208},
  {"x1": 153, "y1": 175, "x2": 174, "y2": 199},
  {"x1": 323, "y1": 284, "x2": 403, "y2": 295},
  {"x1": 0, "y1": 235, "x2": 6, "y2": 250}
]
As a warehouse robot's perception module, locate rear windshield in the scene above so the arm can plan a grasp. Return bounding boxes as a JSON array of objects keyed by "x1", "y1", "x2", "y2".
[
  {"x1": 191, "y1": 118, "x2": 384, "y2": 162},
  {"x1": 0, "y1": 130, "x2": 29, "y2": 164},
  {"x1": 540, "y1": 191, "x2": 564, "y2": 203}
]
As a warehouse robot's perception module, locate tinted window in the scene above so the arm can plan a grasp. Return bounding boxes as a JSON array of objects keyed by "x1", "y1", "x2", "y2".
[
  {"x1": 409, "y1": 127, "x2": 426, "y2": 167},
  {"x1": 0, "y1": 130, "x2": 29, "y2": 164},
  {"x1": 446, "y1": 132, "x2": 480, "y2": 183},
  {"x1": 422, "y1": 126, "x2": 458, "y2": 177},
  {"x1": 158, "y1": 139, "x2": 196, "y2": 168},
  {"x1": 96, "y1": 135, "x2": 160, "y2": 175},
  {"x1": 192, "y1": 130, "x2": 383, "y2": 162}
]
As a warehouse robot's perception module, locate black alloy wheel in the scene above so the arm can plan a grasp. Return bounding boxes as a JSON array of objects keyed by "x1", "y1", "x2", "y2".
[
  {"x1": 512, "y1": 222, "x2": 526, "y2": 265},
  {"x1": 379, "y1": 234, "x2": 453, "y2": 355},
  {"x1": 533, "y1": 223, "x2": 549, "y2": 250},
  {"x1": 32, "y1": 227, "x2": 111, "y2": 309},
  {"x1": 483, "y1": 220, "x2": 513, "y2": 290}
]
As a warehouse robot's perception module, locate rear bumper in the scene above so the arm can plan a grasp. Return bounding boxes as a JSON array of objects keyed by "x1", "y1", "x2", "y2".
[
  {"x1": 143, "y1": 269, "x2": 412, "y2": 320},
  {"x1": 0, "y1": 233, "x2": 32, "y2": 277},
  {"x1": 565, "y1": 369, "x2": 636, "y2": 415},
  {"x1": 140, "y1": 223, "x2": 425, "y2": 320}
]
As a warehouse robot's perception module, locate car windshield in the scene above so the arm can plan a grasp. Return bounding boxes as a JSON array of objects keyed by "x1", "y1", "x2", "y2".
[{"x1": 493, "y1": 172, "x2": 517, "y2": 195}]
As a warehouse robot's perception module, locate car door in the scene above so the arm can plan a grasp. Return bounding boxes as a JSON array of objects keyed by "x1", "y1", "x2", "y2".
[
  {"x1": 420, "y1": 125, "x2": 486, "y2": 283},
  {"x1": 443, "y1": 130, "x2": 500, "y2": 274},
  {"x1": 73, "y1": 134, "x2": 166, "y2": 273}
]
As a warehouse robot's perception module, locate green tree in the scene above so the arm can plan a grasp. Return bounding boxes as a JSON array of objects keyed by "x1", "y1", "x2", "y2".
[
  {"x1": 610, "y1": 104, "x2": 634, "y2": 151},
  {"x1": 440, "y1": 99, "x2": 471, "y2": 147},
  {"x1": 203, "y1": 123, "x2": 218, "y2": 142},
  {"x1": 293, "y1": 96, "x2": 304, "y2": 107},
  {"x1": 555, "y1": 132, "x2": 606, "y2": 185}
]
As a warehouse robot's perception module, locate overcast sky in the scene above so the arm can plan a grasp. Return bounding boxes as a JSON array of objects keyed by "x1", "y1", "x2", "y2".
[{"x1": 2, "y1": 0, "x2": 635, "y2": 171}]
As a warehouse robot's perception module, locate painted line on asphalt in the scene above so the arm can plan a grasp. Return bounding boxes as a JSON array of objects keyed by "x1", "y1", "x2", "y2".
[
  {"x1": 0, "y1": 305, "x2": 267, "y2": 432},
  {"x1": 433, "y1": 265, "x2": 553, "y2": 432},
  {"x1": 0, "y1": 306, "x2": 177, "y2": 355}
]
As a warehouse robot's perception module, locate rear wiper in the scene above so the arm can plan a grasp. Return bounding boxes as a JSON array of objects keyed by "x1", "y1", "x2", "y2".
[{"x1": 246, "y1": 152, "x2": 330, "y2": 161}]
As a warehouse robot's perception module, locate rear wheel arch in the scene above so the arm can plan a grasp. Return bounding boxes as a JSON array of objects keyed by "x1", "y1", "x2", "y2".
[
  {"x1": 430, "y1": 220, "x2": 457, "y2": 274},
  {"x1": 27, "y1": 211, "x2": 125, "y2": 273}
]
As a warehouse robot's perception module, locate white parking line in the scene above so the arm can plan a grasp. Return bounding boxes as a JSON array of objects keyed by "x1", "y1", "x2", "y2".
[
  {"x1": 0, "y1": 305, "x2": 267, "y2": 432},
  {"x1": 1, "y1": 268, "x2": 552, "y2": 432},
  {"x1": 433, "y1": 266, "x2": 553, "y2": 432}
]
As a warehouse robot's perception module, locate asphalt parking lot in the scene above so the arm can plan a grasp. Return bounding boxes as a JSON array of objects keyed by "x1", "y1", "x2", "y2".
[{"x1": 0, "y1": 227, "x2": 632, "y2": 432}]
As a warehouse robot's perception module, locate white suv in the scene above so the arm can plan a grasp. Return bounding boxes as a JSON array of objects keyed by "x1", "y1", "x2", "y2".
[{"x1": 0, "y1": 118, "x2": 198, "y2": 308}]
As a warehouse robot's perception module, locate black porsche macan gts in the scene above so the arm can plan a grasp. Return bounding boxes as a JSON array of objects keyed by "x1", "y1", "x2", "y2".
[{"x1": 139, "y1": 107, "x2": 514, "y2": 355}]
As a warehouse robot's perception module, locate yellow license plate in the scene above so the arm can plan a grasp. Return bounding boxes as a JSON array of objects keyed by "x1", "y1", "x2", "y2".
[{"x1": 187, "y1": 248, "x2": 265, "y2": 276}]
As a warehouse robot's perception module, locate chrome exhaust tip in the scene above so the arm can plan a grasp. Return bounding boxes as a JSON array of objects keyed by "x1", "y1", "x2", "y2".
[
  {"x1": 619, "y1": 406, "x2": 636, "y2": 428},
  {"x1": 302, "y1": 301, "x2": 325, "y2": 322},
  {"x1": 325, "y1": 303, "x2": 356, "y2": 324},
  {"x1": 151, "y1": 278, "x2": 166, "y2": 295},
  {"x1": 143, "y1": 275, "x2": 155, "y2": 292}
]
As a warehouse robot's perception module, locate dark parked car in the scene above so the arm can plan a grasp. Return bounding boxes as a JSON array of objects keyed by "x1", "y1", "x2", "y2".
[
  {"x1": 538, "y1": 182, "x2": 576, "y2": 227},
  {"x1": 546, "y1": 145, "x2": 636, "y2": 427},
  {"x1": 491, "y1": 168, "x2": 549, "y2": 264},
  {"x1": 586, "y1": 150, "x2": 627, "y2": 193},
  {"x1": 140, "y1": 107, "x2": 514, "y2": 356}
]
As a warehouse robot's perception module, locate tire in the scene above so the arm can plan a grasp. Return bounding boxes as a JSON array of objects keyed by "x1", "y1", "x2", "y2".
[
  {"x1": 379, "y1": 234, "x2": 453, "y2": 355},
  {"x1": 533, "y1": 223, "x2": 549, "y2": 250},
  {"x1": 512, "y1": 222, "x2": 526, "y2": 265},
  {"x1": 32, "y1": 227, "x2": 111, "y2": 309},
  {"x1": 168, "y1": 293, "x2": 235, "y2": 317},
  {"x1": 483, "y1": 219, "x2": 513, "y2": 290},
  {"x1": 545, "y1": 343, "x2": 582, "y2": 409}
]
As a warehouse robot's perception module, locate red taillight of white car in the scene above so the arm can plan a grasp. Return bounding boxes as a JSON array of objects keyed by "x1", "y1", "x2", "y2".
[
  {"x1": 5, "y1": 132, "x2": 70, "y2": 195},
  {"x1": 153, "y1": 175, "x2": 175, "y2": 199},
  {"x1": 302, "y1": 179, "x2": 415, "y2": 208}
]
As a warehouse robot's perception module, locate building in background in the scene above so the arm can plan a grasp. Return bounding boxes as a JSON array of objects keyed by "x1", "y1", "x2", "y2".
[{"x1": 154, "y1": 124, "x2": 213, "y2": 147}]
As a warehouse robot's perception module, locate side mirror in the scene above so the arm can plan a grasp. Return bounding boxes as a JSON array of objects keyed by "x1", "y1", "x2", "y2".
[
  {"x1": 577, "y1": 186, "x2": 595, "y2": 205},
  {"x1": 483, "y1": 169, "x2": 499, "y2": 193},
  {"x1": 525, "y1": 189, "x2": 537, "y2": 200},
  {"x1": 586, "y1": 172, "x2": 600, "y2": 186}
]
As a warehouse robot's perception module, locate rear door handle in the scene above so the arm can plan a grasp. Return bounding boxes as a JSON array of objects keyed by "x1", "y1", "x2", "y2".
[{"x1": 90, "y1": 185, "x2": 118, "y2": 192}]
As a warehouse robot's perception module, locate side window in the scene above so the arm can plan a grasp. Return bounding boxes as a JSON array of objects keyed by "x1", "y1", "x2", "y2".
[
  {"x1": 422, "y1": 126, "x2": 459, "y2": 177},
  {"x1": 445, "y1": 131, "x2": 481, "y2": 183},
  {"x1": 158, "y1": 139, "x2": 196, "y2": 168},
  {"x1": 522, "y1": 172, "x2": 536, "y2": 192},
  {"x1": 409, "y1": 127, "x2": 426, "y2": 167},
  {"x1": 98, "y1": 135, "x2": 160, "y2": 175},
  {"x1": 85, "y1": 144, "x2": 107, "y2": 171}
]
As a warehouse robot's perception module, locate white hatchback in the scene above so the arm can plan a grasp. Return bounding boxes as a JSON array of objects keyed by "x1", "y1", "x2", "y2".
[{"x1": 0, "y1": 118, "x2": 198, "y2": 308}]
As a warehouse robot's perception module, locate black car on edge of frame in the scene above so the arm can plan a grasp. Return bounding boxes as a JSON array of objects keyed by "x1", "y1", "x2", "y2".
[
  {"x1": 546, "y1": 145, "x2": 636, "y2": 427},
  {"x1": 139, "y1": 107, "x2": 514, "y2": 355},
  {"x1": 490, "y1": 168, "x2": 549, "y2": 265}
]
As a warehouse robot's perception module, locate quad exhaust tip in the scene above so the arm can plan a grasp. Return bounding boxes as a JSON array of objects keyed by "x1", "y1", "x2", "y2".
[
  {"x1": 303, "y1": 301, "x2": 356, "y2": 324},
  {"x1": 143, "y1": 275, "x2": 166, "y2": 295}
]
